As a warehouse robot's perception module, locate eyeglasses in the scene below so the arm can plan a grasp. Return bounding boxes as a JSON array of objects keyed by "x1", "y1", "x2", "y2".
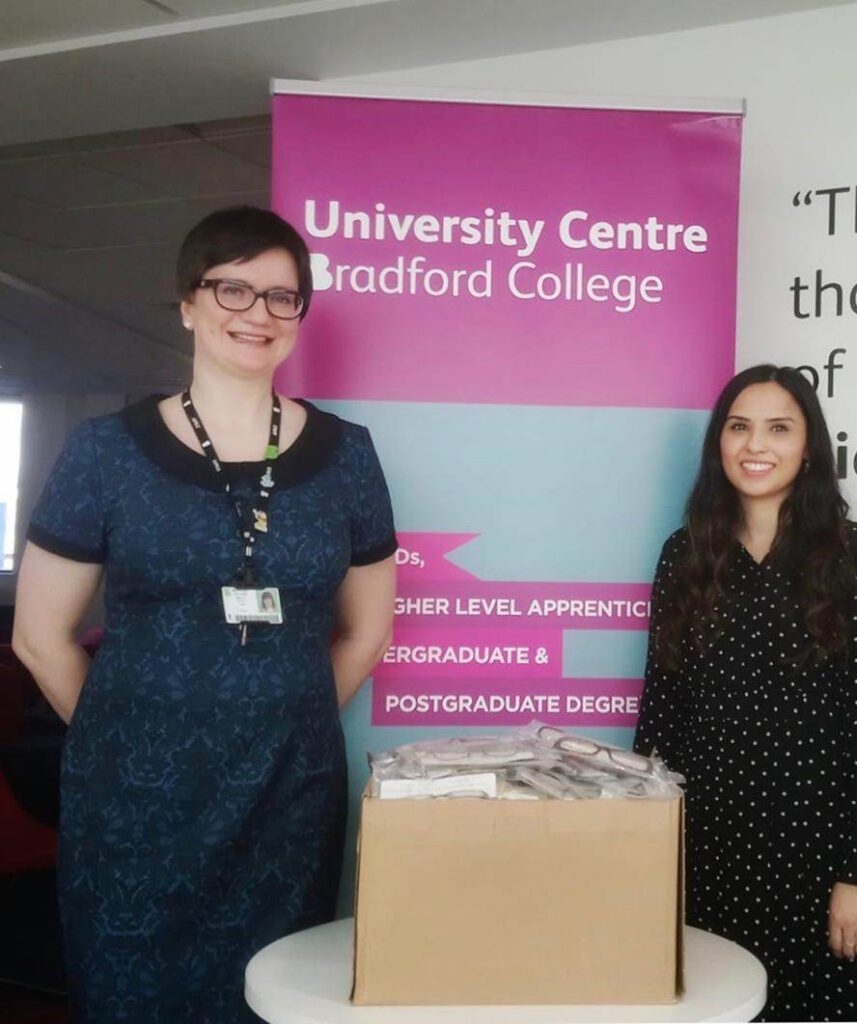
[
  {"x1": 536, "y1": 726, "x2": 655, "y2": 775},
  {"x1": 197, "y1": 278, "x2": 304, "y2": 320}
]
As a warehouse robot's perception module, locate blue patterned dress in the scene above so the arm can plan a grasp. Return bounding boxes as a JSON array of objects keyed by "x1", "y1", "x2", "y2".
[{"x1": 28, "y1": 397, "x2": 397, "y2": 1023}]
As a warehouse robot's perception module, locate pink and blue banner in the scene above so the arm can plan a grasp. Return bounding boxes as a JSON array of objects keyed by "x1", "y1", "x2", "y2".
[{"x1": 271, "y1": 85, "x2": 742, "y2": 749}]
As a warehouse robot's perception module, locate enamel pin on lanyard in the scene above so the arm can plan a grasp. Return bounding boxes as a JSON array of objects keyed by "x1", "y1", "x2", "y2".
[{"x1": 181, "y1": 389, "x2": 283, "y2": 645}]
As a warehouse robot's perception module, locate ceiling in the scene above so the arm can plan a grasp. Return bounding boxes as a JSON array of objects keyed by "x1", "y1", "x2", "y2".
[{"x1": 0, "y1": 0, "x2": 853, "y2": 394}]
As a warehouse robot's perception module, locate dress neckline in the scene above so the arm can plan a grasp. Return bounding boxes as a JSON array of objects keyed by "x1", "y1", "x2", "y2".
[
  {"x1": 736, "y1": 541, "x2": 770, "y2": 568},
  {"x1": 123, "y1": 394, "x2": 343, "y2": 492}
]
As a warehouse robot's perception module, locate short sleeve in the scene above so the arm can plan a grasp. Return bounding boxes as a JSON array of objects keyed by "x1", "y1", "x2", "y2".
[
  {"x1": 347, "y1": 426, "x2": 397, "y2": 566},
  {"x1": 27, "y1": 420, "x2": 107, "y2": 563}
]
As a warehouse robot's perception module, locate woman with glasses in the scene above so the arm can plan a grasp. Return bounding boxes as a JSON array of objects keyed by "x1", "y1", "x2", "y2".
[
  {"x1": 13, "y1": 206, "x2": 397, "y2": 1022},
  {"x1": 635, "y1": 364, "x2": 857, "y2": 1021}
]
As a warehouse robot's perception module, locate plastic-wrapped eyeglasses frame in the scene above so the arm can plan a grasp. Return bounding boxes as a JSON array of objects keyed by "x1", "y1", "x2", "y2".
[
  {"x1": 197, "y1": 278, "x2": 304, "y2": 320},
  {"x1": 536, "y1": 725, "x2": 655, "y2": 774}
]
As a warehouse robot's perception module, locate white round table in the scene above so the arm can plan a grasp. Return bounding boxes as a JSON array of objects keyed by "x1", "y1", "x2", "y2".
[{"x1": 245, "y1": 919, "x2": 767, "y2": 1023}]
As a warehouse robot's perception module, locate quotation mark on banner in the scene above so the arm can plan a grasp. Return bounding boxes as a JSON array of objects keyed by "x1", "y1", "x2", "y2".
[
  {"x1": 792, "y1": 187, "x2": 857, "y2": 235},
  {"x1": 310, "y1": 252, "x2": 333, "y2": 291}
]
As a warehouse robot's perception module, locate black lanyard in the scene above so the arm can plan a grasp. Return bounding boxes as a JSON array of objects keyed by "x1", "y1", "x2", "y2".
[{"x1": 181, "y1": 388, "x2": 281, "y2": 588}]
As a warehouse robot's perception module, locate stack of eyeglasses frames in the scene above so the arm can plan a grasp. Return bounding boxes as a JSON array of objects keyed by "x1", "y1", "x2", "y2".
[{"x1": 369, "y1": 722, "x2": 684, "y2": 800}]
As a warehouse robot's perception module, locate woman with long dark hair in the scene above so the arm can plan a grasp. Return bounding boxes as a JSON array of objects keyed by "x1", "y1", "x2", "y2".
[{"x1": 635, "y1": 364, "x2": 857, "y2": 1021}]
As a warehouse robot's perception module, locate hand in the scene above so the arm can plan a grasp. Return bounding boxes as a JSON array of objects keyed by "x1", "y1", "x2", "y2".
[
  {"x1": 829, "y1": 882, "x2": 857, "y2": 959},
  {"x1": 331, "y1": 557, "x2": 395, "y2": 708}
]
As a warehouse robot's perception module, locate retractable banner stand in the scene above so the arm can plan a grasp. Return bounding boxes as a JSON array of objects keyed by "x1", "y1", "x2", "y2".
[{"x1": 271, "y1": 83, "x2": 742, "y2": 883}]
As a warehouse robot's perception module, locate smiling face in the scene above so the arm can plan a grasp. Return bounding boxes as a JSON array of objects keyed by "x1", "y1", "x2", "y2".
[
  {"x1": 719, "y1": 381, "x2": 808, "y2": 508},
  {"x1": 180, "y1": 247, "x2": 301, "y2": 381}
]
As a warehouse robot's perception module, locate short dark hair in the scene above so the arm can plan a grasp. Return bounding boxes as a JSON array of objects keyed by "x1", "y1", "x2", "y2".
[{"x1": 176, "y1": 206, "x2": 313, "y2": 319}]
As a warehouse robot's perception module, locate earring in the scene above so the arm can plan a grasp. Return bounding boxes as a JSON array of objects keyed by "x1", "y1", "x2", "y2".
[
  {"x1": 802, "y1": 458, "x2": 810, "y2": 473},
  {"x1": 183, "y1": 320, "x2": 192, "y2": 330}
]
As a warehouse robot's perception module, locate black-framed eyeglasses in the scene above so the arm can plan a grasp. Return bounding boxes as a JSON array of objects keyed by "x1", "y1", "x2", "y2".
[{"x1": 198, "y1": 278, "x2": 304, "y2": 320}]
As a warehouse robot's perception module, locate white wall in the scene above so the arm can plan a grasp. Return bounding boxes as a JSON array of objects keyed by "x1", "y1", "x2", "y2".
[{"x1": 357, "y1": 1, "x2": 857, "y2": 509}]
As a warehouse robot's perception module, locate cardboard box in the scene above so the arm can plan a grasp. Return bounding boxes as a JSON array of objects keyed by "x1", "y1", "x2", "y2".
[{"x1": 352, "y1": 793, "x2": 684, "y2": 1005}]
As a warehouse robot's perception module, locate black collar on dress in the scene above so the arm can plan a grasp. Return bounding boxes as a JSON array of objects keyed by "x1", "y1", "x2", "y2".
[{"x1": 122, "y1": 394, "x2": 343, "y2": 492}]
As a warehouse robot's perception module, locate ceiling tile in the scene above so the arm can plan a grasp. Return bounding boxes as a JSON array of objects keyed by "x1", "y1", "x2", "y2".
[
  {"x1": 199, "y1": 129, "x2": 272, "y2": 169},
  {"x1": 0, "y1": 154, "x2": 167, "y2": 207},
  {"x1": 81, "y1": 138, "x2": 271, "y2": 197}
]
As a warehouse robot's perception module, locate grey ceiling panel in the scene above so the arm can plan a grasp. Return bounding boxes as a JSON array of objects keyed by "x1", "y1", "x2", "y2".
[
  {"x1": 169, "y1": 0, "x2": 317, "y2": 13},
  {"x1": 2, "y1": 1, "x2": 853, "y2": 149},
  {"x1": 198, "y1": 129, "x2": 272, "y2": 169},
  {"x1": 0, "y1": 202, "x2": 189, "y2": 252},
  {"x1": 0, "y1": 0, "x2": 171, "y2": 49},
  {"x1": 0, "y1": 155, "x2": 166, "y2": 208},
  {"x1": 81, "y1": 139, "x2": 271, "y2": 196}
]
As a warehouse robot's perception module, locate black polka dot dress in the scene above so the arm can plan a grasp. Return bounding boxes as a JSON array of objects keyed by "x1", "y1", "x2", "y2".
[{"x1": 635, "y1": 527, "x2": 857, "y2": 1022}]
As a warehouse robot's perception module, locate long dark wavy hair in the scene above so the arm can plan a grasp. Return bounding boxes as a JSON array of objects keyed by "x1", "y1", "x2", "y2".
[{"x1": 656, "y1": 364, "x2": 852, "y2": 670}]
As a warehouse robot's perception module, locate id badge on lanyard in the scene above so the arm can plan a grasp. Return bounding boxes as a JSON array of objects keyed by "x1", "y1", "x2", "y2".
[
  {"x1": 181, "y1": 389, "x2": 284, "y2": 644},
  {"x1": 221, "y1": 586, "x2": 283, "y2": 624}
]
